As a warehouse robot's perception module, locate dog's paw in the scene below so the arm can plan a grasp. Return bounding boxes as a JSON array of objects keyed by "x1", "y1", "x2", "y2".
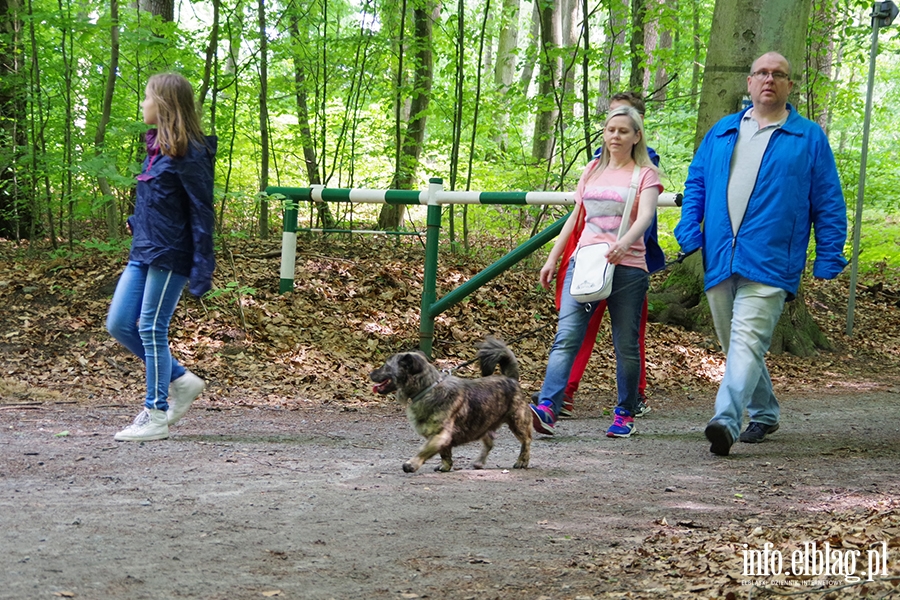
[
  {"x1": 472, "y1": 462, "x2": 485, "y2": 470},
  {"x1": 513, "y1": 460, "x2": 529, "y2": 469},
  {"x1": 402, "y1": 461, "x2": 418, "y2": 473}
]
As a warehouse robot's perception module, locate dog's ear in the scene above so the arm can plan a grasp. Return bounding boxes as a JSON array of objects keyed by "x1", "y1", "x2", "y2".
[{"x1": 399, "y1": 352, "x2": 424, "y2": 375}]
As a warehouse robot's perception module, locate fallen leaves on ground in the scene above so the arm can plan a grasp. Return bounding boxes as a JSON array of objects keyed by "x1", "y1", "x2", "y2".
[{"x1": 2, "y1": 236, "x2": 896, "y2": 414}]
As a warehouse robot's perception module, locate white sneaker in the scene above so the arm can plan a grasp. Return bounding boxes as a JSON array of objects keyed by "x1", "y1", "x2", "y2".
[
  {"x1": 115, "y1": 409, "x2": 169, "y2": 441},
  {"x1": 167, "y1": 370, "x2": 205, "y2": 426}
]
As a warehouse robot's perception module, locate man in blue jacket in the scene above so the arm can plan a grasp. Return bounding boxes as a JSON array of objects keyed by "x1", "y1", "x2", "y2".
[{"x1": 674, "y1": 51, "x2": 847, "y2": 456}]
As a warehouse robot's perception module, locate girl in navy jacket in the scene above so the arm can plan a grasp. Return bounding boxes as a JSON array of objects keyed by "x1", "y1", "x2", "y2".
[{"x1": 107, "y1": 73, "x2": 216, "y2": 442}]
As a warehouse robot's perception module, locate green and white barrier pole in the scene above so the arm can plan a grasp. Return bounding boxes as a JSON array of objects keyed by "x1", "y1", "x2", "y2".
[
  {"x1": 277, "y1": 187, "x2": 310, "y2": 293},
  {"x1": 419, "y1": 178, "x2": 444, "y2": 358}
]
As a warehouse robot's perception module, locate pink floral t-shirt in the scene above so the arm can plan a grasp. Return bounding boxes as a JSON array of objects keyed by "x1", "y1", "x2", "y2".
[{"x1": 574, "y1": 161, "x2": 663, "y2": 272}]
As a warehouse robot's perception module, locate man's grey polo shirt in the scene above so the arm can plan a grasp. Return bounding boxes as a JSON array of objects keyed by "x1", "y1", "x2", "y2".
[{"x1": 727, "y1": 109, "x2": 789, "y2": 236}]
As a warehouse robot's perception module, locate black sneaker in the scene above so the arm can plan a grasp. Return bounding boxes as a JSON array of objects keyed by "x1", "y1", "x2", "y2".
[
  {"x1": 704, "y1": 420, "x2": 734, "y2": 456},
  {"x1": 738, "y1": 422, "x2": 780, "y2": 443},
  {"x1": 633, "y1": 398, "x2": 651, "y2": 417}
]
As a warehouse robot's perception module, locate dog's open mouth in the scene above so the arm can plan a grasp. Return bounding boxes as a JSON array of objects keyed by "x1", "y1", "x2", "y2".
[{"x1": 372, "y1": 378, "x2": 396, "y2": 395}]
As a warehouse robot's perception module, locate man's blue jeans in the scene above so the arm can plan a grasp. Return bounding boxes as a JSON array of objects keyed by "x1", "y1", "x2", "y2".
[
  {"x1": 538, "y1": 259, "x2": 649, "y2": 416},
  {"x1": 107, "y1": 261, "x2": 188, "y2": 411},
  {"x1": 706, "y1": 274, "x2": 788, "y2": 440}
]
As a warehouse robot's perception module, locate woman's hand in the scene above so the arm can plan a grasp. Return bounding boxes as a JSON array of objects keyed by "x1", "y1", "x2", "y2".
[
  {"x1": 539, "y1": 259, "x2": 557, "y2": 290},
  {"x1": 605, "y1": 243, "x2": 629, "y2": 265}
]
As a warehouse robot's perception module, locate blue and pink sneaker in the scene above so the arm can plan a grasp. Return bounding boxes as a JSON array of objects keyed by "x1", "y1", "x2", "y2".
[
  {"x1": 529, "y1": 401, "x2": 557, "y2": 436},
  {"x1": 606, "y1": 407, "x2": 635, "y2": 438}
]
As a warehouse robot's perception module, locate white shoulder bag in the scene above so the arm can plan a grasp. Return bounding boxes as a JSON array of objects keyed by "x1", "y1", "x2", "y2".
[{"x1": 569, "y1": 164, "x2": 641, "y2": 304}]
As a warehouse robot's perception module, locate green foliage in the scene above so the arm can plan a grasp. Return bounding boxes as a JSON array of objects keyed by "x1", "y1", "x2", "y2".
[
  {"x1": 3, "y1": 0, "x2": 896, "y2": 279},
  {"x1": 850, "y1": 209, "x2": 900, "y2": 275},
  {"x1": 205, "y1": 281, "x2": 257, "y2": 301}
]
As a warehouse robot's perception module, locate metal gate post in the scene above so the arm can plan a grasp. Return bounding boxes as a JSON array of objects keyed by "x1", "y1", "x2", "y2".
[
  {"x1": 419, "y1": 178, "x2": 443, "y2": 357},
  {"x1": 279, "y1": 193, "x2": 302, "y2": 293}
]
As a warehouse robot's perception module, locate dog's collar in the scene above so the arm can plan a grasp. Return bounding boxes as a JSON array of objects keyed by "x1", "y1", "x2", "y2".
[{"x1": 409, "y1": 381, "x2": 440, "y2": 403}]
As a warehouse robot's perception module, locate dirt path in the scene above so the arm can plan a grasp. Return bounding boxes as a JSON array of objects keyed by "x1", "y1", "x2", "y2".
[{"x1": 3, "y1": 389, "x2": 900, "y2": 600}]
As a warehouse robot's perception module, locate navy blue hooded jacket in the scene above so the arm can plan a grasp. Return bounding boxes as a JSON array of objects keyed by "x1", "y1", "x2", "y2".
[{"x1": 129, "y1": 129, "x2": 217, "y2": 296}]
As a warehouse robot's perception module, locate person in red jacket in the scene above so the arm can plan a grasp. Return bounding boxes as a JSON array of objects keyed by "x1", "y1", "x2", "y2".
[
  {"x1": 532, "y1": 93, "x2": 664, "y2": 433},
  {"x1": 107, "y1": 73, "x2": 217, "y2": 442}
]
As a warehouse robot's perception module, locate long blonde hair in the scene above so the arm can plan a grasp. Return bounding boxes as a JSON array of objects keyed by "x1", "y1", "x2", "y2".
[
  {"x1": 594, "y1": 105, "x2": 655, "y2": 171},
  {"x1": 145, "y1": 73, "x2": 206, "y2": 158}
]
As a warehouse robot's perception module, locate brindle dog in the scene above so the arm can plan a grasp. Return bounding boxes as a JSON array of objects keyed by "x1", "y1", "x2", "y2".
[{"x1": 370, "y1": 337, "x2": 531, "y2": 473}]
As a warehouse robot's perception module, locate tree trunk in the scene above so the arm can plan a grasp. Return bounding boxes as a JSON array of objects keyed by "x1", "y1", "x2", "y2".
[
  {"x1": 379, "y1": 0, "x2": 437, "y2": 229},
  {"x1": 558, "y1": 0, "x2": 579, "y2": 149},
  {"x1": 139, "y1": 0, "x2": 172, "y2": 21},
  {"x1": 580, "y1": 0, "x2": 592, "y2": 157},
  {"x1": 640, "y1": 0, "x2": 657, "y2": 96},
  {"x1": 805, "y1": 0, "x2": 836, "y2": 130},
  {"x1": 94, "y1": 0, "x2": 120, "y2": 241},
  {"x1": 628, "y1": 0, "x2": 646, "y2": 92},
  {"x1": 0, "y1": 0, "x2": 34, "y2": 240},
  {"x1": 492, "y1": 0, "x2": 520, "y2": 151},
  {"x1": 464, "y1": 0, "x2": 492, "y2": 252},
  {"x1": 596, "y1": 0, "x2": 627, "y2": 115},
  {"x1": 654, "y1": 0, "x2": 830, "y2": 358},
  {"x1": 645, "y1": 0, "x2": 672, "y2": 102},
  {"x1": 197, "y1": 0, "x2": 219, "y2": 129},
  {"x1": 518, "y1": 0, "x2": 540, "y2": 91},
  {"x1": 652, "y1": 28, "x2": 672, "y2": 102},
  {"x1": 689, "y1": 0, "x2": 700, "y2": 109},
  {"x1": 692, "y1": 0, "x2": 811, "y2": 151},
  {"x1": 288, "y1": 11, "x2": 335, "y2": 229},
  {"x1": 257, "y1": 0, "x2": 269, "y2": 239},
  {"x1": 57, "y1": 0, "x2": 74, "y2": 248},
  {"x1": 531, "y1": 0, "x2": 560, "y2": 161},
  {"x1": 26, "y1": 0, "x2": 51, "y2": 244}
]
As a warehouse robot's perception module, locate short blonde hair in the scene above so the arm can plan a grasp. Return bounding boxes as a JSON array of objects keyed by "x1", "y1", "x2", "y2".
[{"x1": 145, "y1": 73, "x2": 206, "y2": 158}]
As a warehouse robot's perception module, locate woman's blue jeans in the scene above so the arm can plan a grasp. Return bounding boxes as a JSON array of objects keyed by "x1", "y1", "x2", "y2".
[
  {"x1": 538, "y1": 259, "x2": 649, "y2": 416},
  {"x1": 107, "y1": 261, "x2": 188, "y2": 411}
]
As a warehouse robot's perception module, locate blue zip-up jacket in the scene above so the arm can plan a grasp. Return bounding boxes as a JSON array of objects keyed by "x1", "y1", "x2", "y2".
[
  {"x1": 674, "y1": 105, "x2": 847, "y2": 300},
  {"x1": 129, "y1": 130, "x2": 217, "y2": 297}
]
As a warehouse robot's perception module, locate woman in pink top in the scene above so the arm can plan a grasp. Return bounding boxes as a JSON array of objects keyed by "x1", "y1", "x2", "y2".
[{"x1": 530, "y1": 105, "x2": 662, "y2": 438}]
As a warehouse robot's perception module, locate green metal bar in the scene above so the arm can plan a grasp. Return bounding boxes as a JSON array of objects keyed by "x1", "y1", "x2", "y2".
[
  {"x1": 428, "y1": 214, "x2": 569, "y2": 317},
  {"x1": 297, "y1": 228, "x2": 420, "y2": 236},
  {"x1": 266, "y1": 186, "x2": 311, "y2": 201},
  {"x1": 319, "y1": 188, "x2": 354, "y2": 201},
  {"x1": 477, "y1": 192, "x2": 531, "y2": 205},
  {"x1": 385, "y1": 189, "x2": 425, "y2": 204},
  {"x1": 418, "y1": 179, "x2": 443, "y2": 358}
]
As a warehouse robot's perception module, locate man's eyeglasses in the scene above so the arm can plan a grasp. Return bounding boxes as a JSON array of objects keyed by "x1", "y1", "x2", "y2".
[{"x1": 750, "y1": 70, "x2": 790, "y2": 81}]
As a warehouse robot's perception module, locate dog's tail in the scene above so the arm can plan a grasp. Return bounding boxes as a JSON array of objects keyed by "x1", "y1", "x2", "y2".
[{"x1": 476, "y1": 337, "x2": 520, "y2": 380}]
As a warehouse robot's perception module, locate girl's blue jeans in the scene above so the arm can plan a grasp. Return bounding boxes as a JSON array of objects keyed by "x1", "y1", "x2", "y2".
[
  {"x1": 538, "y1": 259, "x2": 649, "y2": 416},
  {"x1": 106, "y1": 261, "x2": 188, "y2": 411}
]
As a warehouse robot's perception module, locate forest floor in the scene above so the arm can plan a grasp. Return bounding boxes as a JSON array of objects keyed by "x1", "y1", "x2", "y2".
[{"x1": 2, "y1": 236, "x2": 900, "y2": 600}]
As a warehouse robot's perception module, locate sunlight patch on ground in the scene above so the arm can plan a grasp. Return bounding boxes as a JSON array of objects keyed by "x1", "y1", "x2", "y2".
[
  {"x1": 364, "y1": 320, "x2": 395, "y2": 336},
  {"x1": 822, "y1": 377, "x2": 889, "y2": 392},
  {"x1": 802, "y1": 494, "x2": 899, "y2": 514},
  {"x1": 666, "y1": 501, "x2": 731, "y2": 512},
  {"x1": 673, "y1": 345, "x2": 726, "y2": 382}
]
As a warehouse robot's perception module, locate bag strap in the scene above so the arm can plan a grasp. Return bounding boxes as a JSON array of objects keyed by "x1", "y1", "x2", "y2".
[{"x1": 615, "y1": 164, "x2": 642, "y2": 240}]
